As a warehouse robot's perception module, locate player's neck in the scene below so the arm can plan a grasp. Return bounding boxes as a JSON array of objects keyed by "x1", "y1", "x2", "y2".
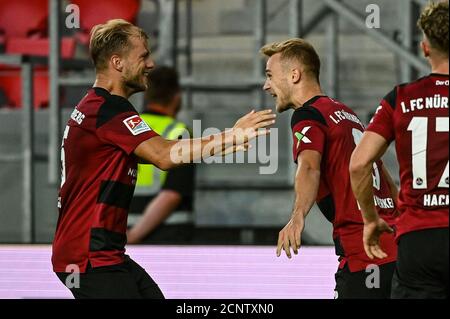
[
  {"x1": 93, "y1": 73, "x2": 132, "y2": 99},
  {"x1": 430, "y1": 57, "x2": 449, "y2": 75},
  {"x1": 292, "y1": 84, "x2": 324, "y2": 109}
]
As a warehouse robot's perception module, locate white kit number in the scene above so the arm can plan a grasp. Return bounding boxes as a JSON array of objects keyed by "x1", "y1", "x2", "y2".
[
  {"x1": 352, "y1": 128, "x2": 381, "y2": 190},
  {"x1": 407, "y1": 117, "x2": 449, "y2": 189},
  {"x1": 60, "y1": 125, "x2": 70, "y2": 188}
]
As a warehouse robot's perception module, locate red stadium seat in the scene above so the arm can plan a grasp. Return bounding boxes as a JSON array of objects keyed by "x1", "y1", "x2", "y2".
[
  {"x1": 6, "y1": 38, "x2": 76, "y2": 59},
  {"x1": 71, "y1": 0, "x2": 141, "y2": 45},
  {"x1": 0, "y1": 1, "x2": 74, "y2": 109},
  {"x1": 0, "y1": 0, "x2": 76, "y2": 58},
  {"x1": 0, "y1": 65, "x2": 49, "y2": 109},
  {"x1": 0, "y1": 0, "x2": 48, "y2": 38}
]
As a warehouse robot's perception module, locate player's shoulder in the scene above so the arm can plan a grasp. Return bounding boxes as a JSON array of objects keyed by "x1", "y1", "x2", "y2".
[
  {"x1": 94, "y1": 87, "x2": 137, "y2": 128},
  {"x1": 397, "y1": 74, "x2": 433, "y2": 93},
  {"x1": 381, "y1": 81, "x2": 409, "y2": 110},
  {"x1": 291, "y1": 98, "x2": 328, "y2": 129},
  {"x1": 400, "y1": 73, "x2": 449, "y2": 95},
  {"x1": 383, "y1": 74, "x2": 441, "y2": 109}
]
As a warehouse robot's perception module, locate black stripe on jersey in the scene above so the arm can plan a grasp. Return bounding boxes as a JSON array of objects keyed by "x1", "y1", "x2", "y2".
[
  {"x1": 94, "y1": 87, "x2": 137, "y2": 128},
  {"x1": 430, "y1": 73, "x2": 450, "y2": 77},
  {"x1": 317, "y1": 194, "x2": 335, "y2": 223},
  {"x1": 382, "y1": 87, "x2": 397, "y2": 110},
  {"x1": 291, "y1": 105, "x2": 328, "y2": 130},
  {"x1": 333, "y1": 237, "x2": 345, "y2": 257},
  {"x1": 89, "y1": 228, "x2": 127, "y2": 252},
  {"x1": 317, "y1": 195, "x2": 344, "y2": 256},
  {"x1": 97, "y1": 180, "x2": 134, "y2": 209}
]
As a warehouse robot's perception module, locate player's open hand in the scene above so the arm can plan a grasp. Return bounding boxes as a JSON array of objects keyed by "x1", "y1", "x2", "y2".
[
  {"x1": 232, "y1": 109, "x2": 276, "y2": 141},
  {"x1": 219, "y1": 142, "x2": 252, "y2": 157},
  {"x1": 363, "y1": 218, "x2": 394, "y2": 259},
  {"x1": 276, "y1": 214, "x2": 305, "y2": 259}
]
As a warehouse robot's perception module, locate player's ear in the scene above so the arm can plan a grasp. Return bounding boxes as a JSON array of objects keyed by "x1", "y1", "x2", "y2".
[
  {"x1": 420, "y1": 38, "x2": 430, "y2": 58},
  {"x1": 111, "y1": 55, "x2": 124, "y2": 72},
  {"x1": 291, "y1": 68, "x2": 301, "y2": 84}
]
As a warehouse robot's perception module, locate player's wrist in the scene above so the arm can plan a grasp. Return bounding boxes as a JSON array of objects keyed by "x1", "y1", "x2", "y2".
[
  {"x1": 227, "y1": 128, "x2": 253, "y2": 146},
  {"x1": 362, "y1": 214, "x2": 379, "y2": 225},
  {"x1": 290, "y1": 211, "x2": 305, "y2": 223}
]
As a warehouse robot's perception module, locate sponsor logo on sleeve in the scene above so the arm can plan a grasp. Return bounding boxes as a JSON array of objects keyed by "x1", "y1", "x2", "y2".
[
  {"x1": 123, "y1": 115, "x2": 152, "y2": 136},
  {"x1": 295, "y1": 126, "x2": 312, "y2": 148}
]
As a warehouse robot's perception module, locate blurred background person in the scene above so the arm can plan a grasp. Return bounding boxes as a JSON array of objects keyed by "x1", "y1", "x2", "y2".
[{"x1": 127, "y1": 66, "x2": 196, "y2": 244}]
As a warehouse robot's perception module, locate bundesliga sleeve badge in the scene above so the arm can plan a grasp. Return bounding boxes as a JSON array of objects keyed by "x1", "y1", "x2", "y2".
[{"x1": 123, "y1": 115, "x2": 152, "y2": 135}]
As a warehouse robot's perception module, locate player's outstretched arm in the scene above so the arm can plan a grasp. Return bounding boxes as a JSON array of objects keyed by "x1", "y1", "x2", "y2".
[
  {"x1": 134, "y1": 109, "x2": 276, "y2": 170},
  {"x1": 349, "y1": 131, "x2": 394, "y2": 259},
  {"x1": 277, "y1": 150, "x2": 321, "y2": 259}
]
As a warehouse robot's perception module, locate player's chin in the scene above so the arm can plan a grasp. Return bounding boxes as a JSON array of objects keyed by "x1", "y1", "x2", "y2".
[
  {"x1": 132, "y1": 85, "x2": 146, "y2": 94},
  {"x1": 134, "y1": 80, "x2": 148, "y2": 92},
  {"x1": 125, "y1": 77, "x2": 147, "y2": 93},
  {"x1": 139, "y1": 77, "x2": 149, "y2": 90},
  {"x1": 276, "y1": 103, "x2": 289, "y2": 113}
]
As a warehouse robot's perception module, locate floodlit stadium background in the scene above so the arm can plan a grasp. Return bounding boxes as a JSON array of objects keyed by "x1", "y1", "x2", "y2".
[{"x1": 0, "y1": 0, "x2": 430, "y2": 299}]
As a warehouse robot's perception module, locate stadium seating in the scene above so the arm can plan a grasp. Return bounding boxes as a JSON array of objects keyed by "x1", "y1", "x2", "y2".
[
  {"x1": 0, "y1": 0, "x2": 76, "y2": 57},
  {"x1": 0, "y1": 65, "x2": 49, "y2": 109},
  {"x1": 0, "y1": 0, "x2": 48, "y2": 40},
  {"x1": 71, "y1": 0, "x2": 141, "y2": 45},
  {"x1": 0, "y1": 0, "x2": 75, "y2": 108}
]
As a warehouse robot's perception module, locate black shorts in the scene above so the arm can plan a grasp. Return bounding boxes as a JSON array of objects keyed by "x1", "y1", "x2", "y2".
[
  {"x1": 391, "y1": 227, "x2": 449, "y2": 299},
  {"x1": 334, "y1": 262, "x2": 395, "y2": 299},
  {"x1": 56, "y1": 255, "x2": 165, "y2": 299}
]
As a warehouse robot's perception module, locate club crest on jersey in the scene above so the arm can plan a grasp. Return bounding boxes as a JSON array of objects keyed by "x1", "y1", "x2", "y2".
[
  {"x1": 295, "y1": 126, "x2": 312, "y2": 148},
  {"x1": 123, "y1": 115, "x2": 152, "y2": 136}
]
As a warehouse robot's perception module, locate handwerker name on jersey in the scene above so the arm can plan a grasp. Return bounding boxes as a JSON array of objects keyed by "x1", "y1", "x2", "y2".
[
  {"x1": 401, "y1": 94, "x2": 448, "y2": 113},
  {"x1": 374, "y1": 195, "x2": 395, "y2": 209},
  {"x1": 357, "y1": 195, "x2": 395, "y2": 210}
]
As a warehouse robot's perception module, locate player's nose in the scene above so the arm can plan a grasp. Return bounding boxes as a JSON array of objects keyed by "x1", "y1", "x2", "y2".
[
  {"x1": 146, "y1": 57, "x2": 155, "y2": 70},
  {"x1": 263, "y1": 79, "x2": 271, "y2": 91}
]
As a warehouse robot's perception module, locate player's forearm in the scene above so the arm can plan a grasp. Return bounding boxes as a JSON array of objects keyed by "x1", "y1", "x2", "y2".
[
  {"x1": 292, "y1": 164, "x2": 321, "y2": 220},
  {"x1": 138, "y1": 110, "x2": 273, "y2": 169},
  {"x1": 138, "y1": 131, "x2": 241, "y2": 170},
  {"x1": 350, "y1": 161, "x2": 380, "y2": 223},
  {"x1": 166, "y1": 130, "x2": 239, "y2": 167}
]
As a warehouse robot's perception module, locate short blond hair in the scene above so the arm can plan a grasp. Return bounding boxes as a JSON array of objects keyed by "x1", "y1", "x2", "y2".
[
  {"x1": 418, "y1": 1, "x2": 449, "y2": 56},
  {"x1": 89, "y1": 19, "x2": 148, "y2": 71},
  {"x1": 260, "y1": 38, "x2": 321, "y2": 82}
]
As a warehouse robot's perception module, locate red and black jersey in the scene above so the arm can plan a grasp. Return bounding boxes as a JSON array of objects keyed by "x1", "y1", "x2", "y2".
[
  {"x1": 367, "y1": 73, "x2": 449, "y2": 239},
  {"x1": 52, "y1": 87, "x2": 159, "y2": 273},
  {"x1": 291, "y1": 96, "x2": 398, "y2": 272}
]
